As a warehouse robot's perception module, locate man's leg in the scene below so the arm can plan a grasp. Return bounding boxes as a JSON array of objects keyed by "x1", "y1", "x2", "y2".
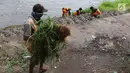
[
  {"x1": 39, "y1": 54, "x2": 49, "y2": 73},
  {"x1": 62, "y1": 13, "x2": 65, "y2": 17},
  {"x1": 29, "y1": 55, "x2": 39, "y2": 73},
  {"x1": 93, "y1": 14, "x2": 100, "y2": 18},
  {"x1": 39, "y1": 61, "x2": 49, "y2": 73},
  {"x1": 29, "y1": 57, "x2": 36, "y2": 73},
  {"x1": 29, "y1": 62, "x2": 35, "y2": 73}
]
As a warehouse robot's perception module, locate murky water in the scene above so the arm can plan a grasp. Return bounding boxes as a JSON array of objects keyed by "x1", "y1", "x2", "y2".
[{"x1": 0, "y1": 0, "x2": 105, "y2": 27}]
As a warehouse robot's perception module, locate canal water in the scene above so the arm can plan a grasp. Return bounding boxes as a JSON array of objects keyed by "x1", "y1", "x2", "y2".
[{"x1": 0, "y1": 0, "x2": 105, "y2": 27}]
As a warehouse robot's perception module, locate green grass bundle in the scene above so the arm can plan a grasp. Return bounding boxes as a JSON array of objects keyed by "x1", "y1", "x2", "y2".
[{"x1": 31, "y1": 17, "x2": 70, "y2": 63}]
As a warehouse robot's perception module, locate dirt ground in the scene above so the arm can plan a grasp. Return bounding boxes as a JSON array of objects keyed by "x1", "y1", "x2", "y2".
[{"x1": 1, "y1": 11, "x2": 130, "y2": 73}]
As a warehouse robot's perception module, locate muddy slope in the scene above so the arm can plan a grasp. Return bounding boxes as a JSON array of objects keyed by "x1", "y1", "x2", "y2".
[
  {"x1": 0, "y1": 12, "x2": 130, "y2": 73},
  {"x1": 52, "y1": 13, "x2": 130, "y2": 73}
]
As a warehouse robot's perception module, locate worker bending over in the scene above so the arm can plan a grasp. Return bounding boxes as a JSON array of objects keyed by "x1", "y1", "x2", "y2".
[
  {"x1": 62, "y1": 8, "x2": 71, "y2": 17},
  {"x1": 73, "y1": 8, "x2": 83, "y2": 16},
  {"x1": 90, "y1": 6, "x2": 101, "y2": 18}
]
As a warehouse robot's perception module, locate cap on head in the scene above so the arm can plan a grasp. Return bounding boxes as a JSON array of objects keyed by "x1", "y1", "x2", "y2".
[
  {"x1": 79, "y1": 7, "x2": 82, "y2": 11},
  {"x1": 90, "y1": 6, "x2": 94, "y2": 10},
  {"x1": 33, "y1": 4, "x2": 48, "y2": 13}
]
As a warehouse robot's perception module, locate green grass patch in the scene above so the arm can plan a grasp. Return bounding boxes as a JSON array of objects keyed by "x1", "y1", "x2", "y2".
[
  {"x1": 98, "y1": 0, "x2": 130, "y2": 11},
  {"x1": 81, "y1": 0, "x2": 130, "y2": 14},
  {"x1": 5, "y1": 49, "x2": 29, "y2": 73},
  {"x1": 98, "y1": 1, "x2": 118, "y2": 11},
  {"x1": 81, "y1": 8, "x2": 91, "y2": 14}
]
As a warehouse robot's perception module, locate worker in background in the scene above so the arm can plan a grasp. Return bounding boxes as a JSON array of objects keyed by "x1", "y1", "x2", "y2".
[
  {"x1": 67, "y1": 8, "x2": 71, "y2": 16},
  {"x1": 79, "y1": 7, "x2": 83, "y2": 14},
  {"x1": 90, "y1": 6, "x2": 101, "y2": 18},
  {"x1": 73, "y1": 7, "x2": 83, "y2": 16},
  {"x1": 73, "y1": 10, "x2": 80, "y2": 16},
  {"x1": 62, "y1": 8, "x2": 68, "y2": 17}
]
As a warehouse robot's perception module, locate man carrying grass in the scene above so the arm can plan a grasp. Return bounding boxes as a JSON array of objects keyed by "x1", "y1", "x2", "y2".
[{"x1": 23, "y1": 3, "x2": 48, "y2": 73}]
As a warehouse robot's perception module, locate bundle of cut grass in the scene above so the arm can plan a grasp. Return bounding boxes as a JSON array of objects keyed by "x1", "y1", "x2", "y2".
[{"x1": 31, "y1": 17, "x2": 70, "y2": 63}]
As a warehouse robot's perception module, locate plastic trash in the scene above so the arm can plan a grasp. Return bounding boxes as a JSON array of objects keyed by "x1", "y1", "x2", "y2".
[
  {"x1": 54, "y1": 66, "x2": 57, "y2": 69},
  {"x1": 23, "y1": 56, "x2": 31, "y2": 59},
  {"x1": 92, "y1": 35, "x2": 96, "y2": 39},
  {"x1": 122, "y1": 37, "x2": 126, "y2": 40}
]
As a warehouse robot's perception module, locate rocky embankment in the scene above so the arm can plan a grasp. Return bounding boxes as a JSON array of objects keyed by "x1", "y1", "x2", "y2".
[{"x1": 0, "y1": 11, "x2": 130, "y2": 73}]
